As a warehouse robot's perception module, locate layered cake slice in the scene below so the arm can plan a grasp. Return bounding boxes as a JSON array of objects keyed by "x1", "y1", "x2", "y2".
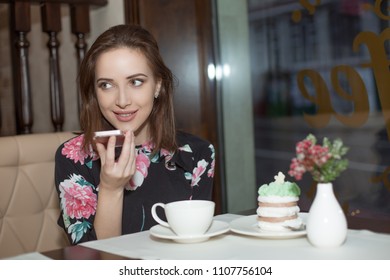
[{"x1": 257, "y1": 172, "x2": 303, "y2": 231}]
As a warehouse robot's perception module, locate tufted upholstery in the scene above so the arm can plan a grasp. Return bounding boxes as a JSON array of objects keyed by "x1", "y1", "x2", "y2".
[{"x1": 0, "y1": 132, "x2": 75, "y2": 258}]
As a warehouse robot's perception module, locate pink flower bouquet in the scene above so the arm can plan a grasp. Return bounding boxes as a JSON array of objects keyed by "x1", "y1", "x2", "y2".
[{"x1": 288, "y1": 134, "x2": 349, "y2": 183}]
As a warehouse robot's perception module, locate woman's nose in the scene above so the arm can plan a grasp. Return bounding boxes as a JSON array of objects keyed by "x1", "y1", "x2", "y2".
[{"x1": 116, "y1": 86, "x2": 131, "y2": 108}]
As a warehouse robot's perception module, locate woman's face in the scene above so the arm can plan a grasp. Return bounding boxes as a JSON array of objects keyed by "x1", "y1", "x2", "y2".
[{"x1": 95, "y1": 47, "x2": 161, "y2": 145}]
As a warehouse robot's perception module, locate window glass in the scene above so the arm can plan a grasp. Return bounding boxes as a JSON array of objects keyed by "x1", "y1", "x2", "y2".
[{"x1": 248, "y1": 0, "x2": 390, "y2": 221}]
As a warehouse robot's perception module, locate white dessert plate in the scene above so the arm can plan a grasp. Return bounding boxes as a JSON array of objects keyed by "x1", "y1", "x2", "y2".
[
  {"x1": 229, "y1": 213, "x2": 307, "y2": 239},
  {"x1": 150, "y1": 220, "x2": 230, "y2": 243}
]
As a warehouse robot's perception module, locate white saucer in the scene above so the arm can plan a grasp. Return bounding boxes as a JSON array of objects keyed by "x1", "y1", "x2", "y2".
[
  {"x1": 150, "y1": 220, "x2": 230, "y2": 243},
  {"x1": 229, "y1": 213, "x2": 307, "y2": 239}
]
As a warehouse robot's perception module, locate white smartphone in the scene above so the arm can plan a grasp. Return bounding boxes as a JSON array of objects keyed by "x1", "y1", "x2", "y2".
[{"x1": 93, "y1": 130, "x2": 125, "y2": 147}]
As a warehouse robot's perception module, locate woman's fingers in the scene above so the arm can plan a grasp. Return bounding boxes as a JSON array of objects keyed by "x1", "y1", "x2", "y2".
[
  {"x1": 105, "y1": 135, "x2": 117, "y2": 165},
  {"x1": 129, "y1": 132, "x2": 136, "y2": 174},
  {"x1": 126, "y1": 131, "x2": 136, "y2": 175},
  {"x1": 95, "y1": 142, "x2": 107, "y2": 164},
  {"x1": 117, "y1": 131, "x2": 132, "y2": 164},
  {"x1": 117, "y1": 131, "x2": 136, "y2": 176},
  {"x1": 97, "y1": 131, "x2": 136, "y2": 191}
]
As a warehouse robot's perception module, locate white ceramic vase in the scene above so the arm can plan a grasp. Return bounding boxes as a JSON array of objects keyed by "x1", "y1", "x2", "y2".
[{"x1": 306, "y1": 182, "x2": 347, "y2": 247}]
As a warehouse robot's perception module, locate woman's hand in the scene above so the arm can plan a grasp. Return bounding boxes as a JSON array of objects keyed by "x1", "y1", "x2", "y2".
[{"x1": 95, "y1": 130, "x2": 136, "y2": 192}]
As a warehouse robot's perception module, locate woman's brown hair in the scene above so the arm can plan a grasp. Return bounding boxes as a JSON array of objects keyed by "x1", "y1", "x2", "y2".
[{"x1": 79, "y1": 24, "x2": 177, "y2": 153}]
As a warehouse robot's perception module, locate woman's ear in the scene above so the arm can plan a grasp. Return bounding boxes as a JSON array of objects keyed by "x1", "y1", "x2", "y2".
[{"x1": 154, "y1": 79, "x2": 162, "y2": 98}]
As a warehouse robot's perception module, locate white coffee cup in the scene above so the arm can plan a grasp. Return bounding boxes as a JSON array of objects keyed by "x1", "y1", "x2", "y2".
[{"x1": 151, "y1": 200, "x2": 215, "y2": 236}]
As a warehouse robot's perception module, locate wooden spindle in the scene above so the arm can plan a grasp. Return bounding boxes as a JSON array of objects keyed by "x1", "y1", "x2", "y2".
[
  {"x1": 124, "y1": 0, "x2": 140, "y2": 25},
  {"x1": 10, "y1": 1, "x2": 33, "y2": 134},
  {"x1": 70, "y1": 3, "x2": 90, "y2": 113},
  {"x1": 41, "y1": 2, "x2": 64, "y2": 132}
]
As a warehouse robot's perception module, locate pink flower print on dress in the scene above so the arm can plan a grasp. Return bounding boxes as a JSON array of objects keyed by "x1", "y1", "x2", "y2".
[
  {"x1": 62, "y1": 135, "x2": 92, "y2": 165},
  {"x1": 59, "y1": 174, "x2": 97, "y2": 219},
  {"x1": 208, "y1": 158, "x2": 215, "y2": 178},
  {"x1": 141, "y1": 141, "x2": 154, "y2": 152},
  {"x1": 127, "y1": 152, "x2": 151, "y2": 190},
  {"x1": 160, "y1": 149, "x2": 176, "y2": 165},
  {"x1": 207, "y1": 144, "x2": 215, "y2": 178},
  {"x1": 179, "y1": 144, "x2": 192, "y2": 153},
  {"x1": 191, "y1": 159, "x2": 209, "y2": 187},
  {"x1": 161, "y1": 148, "x2": 173, "y2": 162}
]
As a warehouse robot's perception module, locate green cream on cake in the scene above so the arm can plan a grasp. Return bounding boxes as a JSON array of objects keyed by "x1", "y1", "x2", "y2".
[
  {"x1": 258, "y1": 182, "x2": 300, "y2": 196},
  {"x1": 258, "y1": 175, "x2": 301, "y2": 197}
]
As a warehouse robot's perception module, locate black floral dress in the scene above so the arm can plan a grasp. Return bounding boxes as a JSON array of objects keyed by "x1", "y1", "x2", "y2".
[{"x1": 55, "y1": 131, "x2": 215, "y2": 245}]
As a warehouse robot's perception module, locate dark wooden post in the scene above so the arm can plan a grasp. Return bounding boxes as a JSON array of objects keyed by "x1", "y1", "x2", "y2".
[
  {"x1": 70, "y1": 3, "x2": 90, "y2": 114},
  {"x1": 9, "y1": 1, "x2": 33, "y2": 134},
  {"x1": 124, "y1": 0, "x2": 140, "y2": 25},
  {"x1": 41, "y1": 2, "x2": 64, "y2": 132}
]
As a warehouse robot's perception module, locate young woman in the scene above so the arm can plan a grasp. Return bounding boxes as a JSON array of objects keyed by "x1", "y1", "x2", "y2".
[{"x1": 55, "y1": 24, "x2": 215, "y2": 244}]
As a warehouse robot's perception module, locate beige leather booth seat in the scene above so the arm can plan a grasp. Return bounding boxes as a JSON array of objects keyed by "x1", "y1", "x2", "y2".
[{"x1": 0, "y1": 132, "x2": 74, "y2": 258}]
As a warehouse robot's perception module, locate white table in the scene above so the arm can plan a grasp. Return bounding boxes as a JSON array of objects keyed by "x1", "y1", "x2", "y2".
[{"x1": 79, "y1": 214, "x2": 390, "y2": 260}]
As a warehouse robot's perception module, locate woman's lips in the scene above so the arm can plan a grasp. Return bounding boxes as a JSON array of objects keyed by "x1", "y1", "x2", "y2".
[{"x1": 114, "y1": 110, "x2": 137, "y2": 122}]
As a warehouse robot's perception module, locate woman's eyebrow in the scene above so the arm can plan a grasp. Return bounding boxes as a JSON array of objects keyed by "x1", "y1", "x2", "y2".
[
  {"x1": 96, "y1": 78, "x2": 114, "y2": 83},
  {"x1": 96, "y1": 73, "x2": 148, "y2": 83},
  {"x1": 126, "y1": 73, "x2": 148, "y2": 79}
]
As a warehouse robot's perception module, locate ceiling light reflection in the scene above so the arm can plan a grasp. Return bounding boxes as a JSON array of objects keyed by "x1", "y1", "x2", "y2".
[{"x1": 207, "y1": 63, "x2": 230, "y2": 80}]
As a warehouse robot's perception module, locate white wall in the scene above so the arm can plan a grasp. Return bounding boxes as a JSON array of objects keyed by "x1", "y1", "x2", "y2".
[{"x1": 89, "y1": 0, "x2": 125, "y2": 44}]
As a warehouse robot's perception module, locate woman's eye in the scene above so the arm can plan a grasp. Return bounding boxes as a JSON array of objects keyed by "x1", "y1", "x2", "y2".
[
  {"x1": 132, "y1": 79, "x2": 143, "y2": 87},
  {"x1": 98, "y1": 82, "x2": 113, "y2": 90}
]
